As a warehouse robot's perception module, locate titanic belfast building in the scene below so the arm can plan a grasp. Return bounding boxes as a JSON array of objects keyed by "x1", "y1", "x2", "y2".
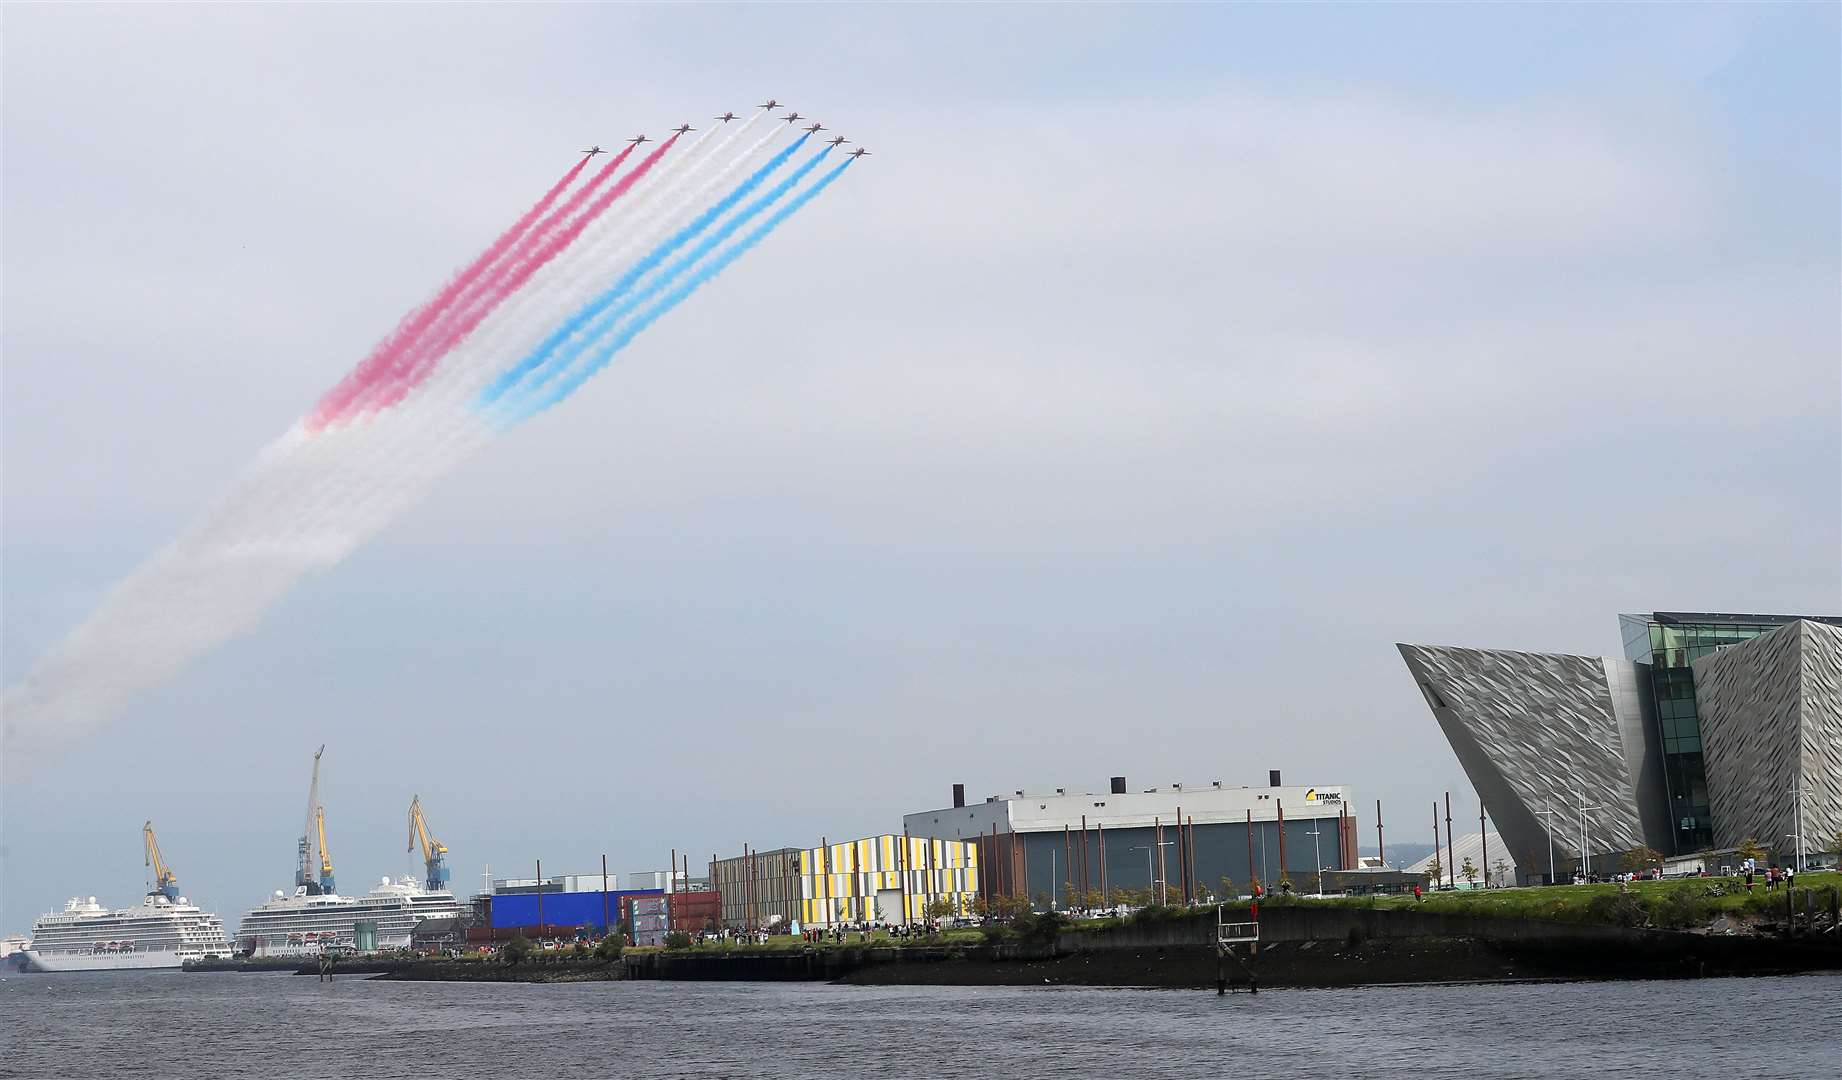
[{"x1": 1399, "y1": 612, "x2": 1841, "y2": 878}]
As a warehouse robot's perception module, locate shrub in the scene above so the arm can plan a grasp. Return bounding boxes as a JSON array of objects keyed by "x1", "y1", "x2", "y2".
[
  {"x1": 1583, "y1": 892, "x2": 1646, "y2": 928},
  {"x1": 594, "y1": 935, "x2": 624, "y2": 962},
  {"x1": 1011, "y1": 910, "x2": 1067, "y2": 943},
  {"x1": 500, "y1": 935, "x2": 532, "y2": 965},
  {"x1": 662, "y1": 931, "x2": 693, "y2": 950}
]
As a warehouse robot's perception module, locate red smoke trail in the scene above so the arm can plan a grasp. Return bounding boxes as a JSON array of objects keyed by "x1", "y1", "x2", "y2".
[
  {"x1": 306, "y1": 155, "x2": 595, "y2": 432},
  {"x1": 354, "y1": 133, "x2": 684, "y2": 418}
]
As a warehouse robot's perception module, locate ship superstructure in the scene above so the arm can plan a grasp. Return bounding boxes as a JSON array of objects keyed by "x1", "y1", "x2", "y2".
[{"x1": 237, "y1": 877, "x2": 461, "y2": 956}]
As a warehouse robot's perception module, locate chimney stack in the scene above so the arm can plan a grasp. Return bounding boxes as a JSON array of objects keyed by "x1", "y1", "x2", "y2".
[
  {"x1": 952, "y1": 783, "x2": 966, "y2": 809},
  {"x1": 1110, "y1": 776, "x2": 1127, "y2": 795},
  {"x1": 1269, "y1": 769, "x2": 1282, "y2": 787}
]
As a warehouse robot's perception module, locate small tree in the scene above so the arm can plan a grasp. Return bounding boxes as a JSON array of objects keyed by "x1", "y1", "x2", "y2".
[
  {"x1": 1034, "y1": 891, "x2": 1054, "y2": 912},
  {"x1": 1424, "y1": 858, "x2": 1442, "y2": 887},
  {"x1": 994, "y1": 894, "x2": 1032, "y2": 920},
  {"x1": 1082, "y1": 889, "x2": 1104, "y2": 911},
  {"x1": 1492, "y1": 857, "x2": 1511, "y2": 886},
  {"x1": 1459, "y1": 857, "x2": 1478, "y2": 886},
  {"x1": 594, "y1": 935, "x2": 623, "y2": 962},
  {"x1": 1828, "y1": 830, "x2": 1842, "y2": 861},
  {"x1": 1620, "y1": 846, "x2": 1663, "y2": 876},
  {"x1": 1062, "y1": 882, "x2": 1080, "y2": 909},
  {"x1": 968, "y1": 895, "x2": 989, "y2": 919},
  {"x1": 662, "y1": 930, "x2": 692, "y2": 950},
  {"x1": 1735, "y1": 837, "x2": 1767, "y2": 866},
  {"x1": 925, "y1": 897, "x2": 957, "y2": 922},
  {"x1": 1218, "y1": 875, "x2": 1237, "y2": 900}
]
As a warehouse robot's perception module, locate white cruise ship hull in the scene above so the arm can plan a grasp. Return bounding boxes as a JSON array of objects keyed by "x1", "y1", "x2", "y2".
[
  {"x1": 22, "y1": 948, "x2": 199, "y2": 973},
  {"x1": 238, "y1": 879, "x2": 461, "y2": 957}
]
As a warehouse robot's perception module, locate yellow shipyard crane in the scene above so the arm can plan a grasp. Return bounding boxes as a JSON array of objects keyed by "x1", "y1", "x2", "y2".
[
  {"x1": 316, "y1": 805, "x2": 336, "y2": 896},
  {"x1": 407, "y1": 795, "x2": 450, "y2": 892},
  {"x1": 143, "y1": 820, "x2": 179, "y2": 901}
]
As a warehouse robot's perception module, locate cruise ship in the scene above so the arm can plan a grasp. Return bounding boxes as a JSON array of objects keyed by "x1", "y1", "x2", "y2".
[
  {"x1": 237, "y1": 877, "x2": 461, "y2": 957},
  {"x1": 22, "y1": 821, "x2": 231, "y2": 972},
  {"x1": 235, "y1": 750, "x2": 460, "y2": 957},
  {"x1": 24, "y1": 894, "x2": 231, "y2": 972}
]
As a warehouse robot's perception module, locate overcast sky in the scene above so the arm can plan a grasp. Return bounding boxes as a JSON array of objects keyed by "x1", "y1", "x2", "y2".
[{"x1": 3, "y1": 4, "x2": 1837, "y2": 930}]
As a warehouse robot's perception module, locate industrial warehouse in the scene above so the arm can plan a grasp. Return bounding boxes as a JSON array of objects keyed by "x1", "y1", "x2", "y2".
[{"x1": 461, "y1": 770, "x2": 1364, "y2": 946}]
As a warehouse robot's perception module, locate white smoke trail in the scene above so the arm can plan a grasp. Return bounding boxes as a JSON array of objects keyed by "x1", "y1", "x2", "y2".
[{"x1": 0, "y1": 108, "x2": 793, "y2": 760}]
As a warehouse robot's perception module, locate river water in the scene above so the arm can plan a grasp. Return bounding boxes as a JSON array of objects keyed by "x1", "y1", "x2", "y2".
[{"x1": 3, "y1": 970, "x2": 1838, "y2": 1078}]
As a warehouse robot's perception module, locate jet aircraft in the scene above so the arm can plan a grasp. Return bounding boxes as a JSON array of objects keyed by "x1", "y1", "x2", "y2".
[
  {"x1": 758, "y1": 99, "x2": 781, "y2": 110},
  {"x1": 581, "y1": 145, "x2": 606, "y2": 157},
  {"x1": 672, "y1": 123, "x2": 695, "y2": 135},
  {"x1": 715, "y1": 111, "x2": 739, "y2": 123},
  {"x1": 803, "y1": 122, "x2": 826, "y2": 134},
  {"x1": 627, "y1": 134, "x2": 650, "y2": 145},
  {"x1": 847, "y1": 147, "x2": 871, "y2": 159},
  {"x1": 826, "y1": 135, "x2": 848, "y2": 147},
  {"x1": 780, "y1": 112, "x2": 803, "y2": 124}
]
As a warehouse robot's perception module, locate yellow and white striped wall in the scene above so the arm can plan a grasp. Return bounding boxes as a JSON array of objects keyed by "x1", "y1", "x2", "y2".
[{"x1": 798, "y1": 835, "x2": 980, "y2": 927}]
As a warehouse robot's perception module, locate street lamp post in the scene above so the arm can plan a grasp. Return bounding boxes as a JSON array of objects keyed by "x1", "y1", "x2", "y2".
[
  {"x1": 1789, "y1": 781, "x2": 1806, "y2": 872},
  {"x1": 1302, "y1": 822, "x2": 1326, "y2": 897},
  {"x1": 1130, "y1": 842, "x2": 1176, "y2": 905},
  {"x1": 1573, "y1": 787, "x2": 1603, "y2": 882},
  {"x1": 1533, "y1": 808, "x2": 1561, "y2": 886}
]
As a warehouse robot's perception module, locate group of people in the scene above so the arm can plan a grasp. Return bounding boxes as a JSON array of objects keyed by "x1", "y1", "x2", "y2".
[
  {"x1": 797, "y1": 920, "x2": 945, "y2": 944},
  {"x1": 1741, "y1": 861, "x2": 1795, "y2": 893}
]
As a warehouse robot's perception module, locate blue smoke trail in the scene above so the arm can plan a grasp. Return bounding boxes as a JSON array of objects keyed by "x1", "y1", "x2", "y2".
[
  {"x1": 477, "y1": 133, "x2": 813, "y2": 408},
  {"x1": 487, "y1": 145, "x2": 837, "y2": 416},
  {"x1": 502, "y1": 158, "x2": 855, "y2": 426}
]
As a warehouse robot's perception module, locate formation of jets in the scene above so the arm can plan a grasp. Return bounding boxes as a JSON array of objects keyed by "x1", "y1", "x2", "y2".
[{"x1": 583, "y1": 104, "x2": 873, "y2": 164}]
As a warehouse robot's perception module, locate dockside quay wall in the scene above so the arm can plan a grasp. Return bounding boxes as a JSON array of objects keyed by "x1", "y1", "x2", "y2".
[{"x1": 1055, "y1": 906, "x2": 1693, "y2": 952}]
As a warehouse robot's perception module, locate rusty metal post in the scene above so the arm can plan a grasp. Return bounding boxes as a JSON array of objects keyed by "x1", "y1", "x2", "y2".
[
  {"x1": 1276, "y1": 799, "x2": 1287, "y2": 888},
  {"x1": 535, "y1": 859, "x2": 543, "y2": 938},
  {"x1": 1444, "y1": 792, "x2": 1455, "y2": 889},
  {"x1": 1245, "y1": 808, "x2": 1256, "y2": 893},
  {"x1": 1188, "y1": 815, "x2": 1198, "y2": 904},
  {"x1": 1376, "y1": 799, "x2": 1385, "y2": 868},
  {"x1": 1063, "y1": 825, "x2": 1072, "y2": 907},
  {"x1": 1480, "y1": 798, "x2": 1489, "y2": 888},
  {"x1": 1433, "y1": 802, "x2": 1441, "y2": 887},
  {"x1": 1098, "y1": 823, "x2": 1108, "y2": 900},
  {"x1": 900, "y1": 827, "x2": 911, "y2": 925},
  {"x1": 602, "y1": 854, "x2": 610, "y2": 934}
]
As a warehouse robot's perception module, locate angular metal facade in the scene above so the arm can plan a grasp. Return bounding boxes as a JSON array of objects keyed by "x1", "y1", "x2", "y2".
[
  {"x1": 1691, "y1": 620, "x2": 1842, "y2": 857},
  {"x1": 1397, "y1": 644, "x2": 1672, "y2": 877}
]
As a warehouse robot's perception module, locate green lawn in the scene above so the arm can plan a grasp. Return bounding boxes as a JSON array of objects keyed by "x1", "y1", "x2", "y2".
[{"x1": 1251, "y1": 872, "x2": 1840, "y2": 926}]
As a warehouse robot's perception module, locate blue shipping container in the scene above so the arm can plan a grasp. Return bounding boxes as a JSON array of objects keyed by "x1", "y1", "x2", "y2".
[{"x1": 491, "y1": 889, "x2": 663, "y2": 930}]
